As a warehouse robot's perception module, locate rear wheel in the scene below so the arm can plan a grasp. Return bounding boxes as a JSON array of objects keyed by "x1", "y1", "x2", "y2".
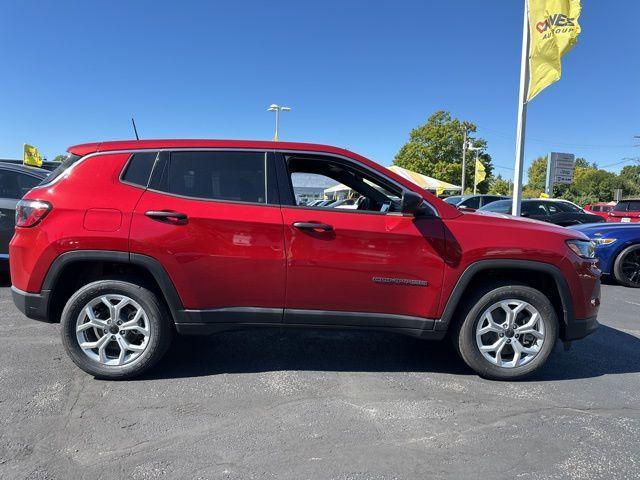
[
  {"x1": 453, "y1": 284, "x2": 558, "y2": 380},
  {"x1": 61, "y1": 280, "x2": 173, "y2": 379},
  {"x1": 613, "y1": 245, "x2": 640, "y2": 288}
]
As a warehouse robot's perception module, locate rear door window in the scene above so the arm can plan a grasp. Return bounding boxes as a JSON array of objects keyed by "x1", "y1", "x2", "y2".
[
  {"x1": 612, "y1": 201, "x2": 640, "y2": 212},
  {"x1": 159, "y1": 151, "x2": 273, "y2": 204},
  {"x1": 460, "y1": 196, "x2": 481, "y2": 209},
  {"x1": 0, "y1": 170, "x2": 42, "y2": 199},
  {"x1": 523, "y1": 201, "x2": 547, "y2": 216}
]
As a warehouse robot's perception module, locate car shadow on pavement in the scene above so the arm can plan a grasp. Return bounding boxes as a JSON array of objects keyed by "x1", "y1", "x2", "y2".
[{"x1": 142, "y1": 324, "x2": 640, "y2": 382}]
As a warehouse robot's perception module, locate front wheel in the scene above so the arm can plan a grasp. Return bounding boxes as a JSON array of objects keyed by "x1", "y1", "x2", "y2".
[
  {"x1": 453, "y1": 284, "x2": 558, "y2": 380},
  {"x1": 61, "y1": 280, "x2": 173, "y2": 379},
  {"x1": 613, "y1": 244, "x2": 640, "y2": 288}
]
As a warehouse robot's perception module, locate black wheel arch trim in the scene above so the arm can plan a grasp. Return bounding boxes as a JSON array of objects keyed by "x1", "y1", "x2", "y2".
[
  {"x1": 40, "y1": 250, "x2": 184, "y2": 321},
  {"x1": 437, "y1": 259, "x2": 575, "y2": 332}
]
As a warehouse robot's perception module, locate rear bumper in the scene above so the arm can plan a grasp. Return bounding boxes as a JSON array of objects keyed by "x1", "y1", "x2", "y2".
[
  {"x1": 563, "y1": 315, "x2": 599, "y2": 341},
  {"x1": 11, "y1": 286, "x2": 50, "y2": 321}
]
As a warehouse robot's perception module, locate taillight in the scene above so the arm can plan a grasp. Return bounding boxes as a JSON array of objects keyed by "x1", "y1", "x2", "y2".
[{"x1": 15, "y1": 199, "x2": 51, "y2": 227}]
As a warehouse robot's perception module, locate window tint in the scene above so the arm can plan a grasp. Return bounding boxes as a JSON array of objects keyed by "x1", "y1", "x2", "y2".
[
  {"x1": 444, "y1": 196, "x2": 462, "y2": 205},
  {"x1": 163, "y1": 151, "x2": 267, "y2": 203},
  {"x1": 480, "y1": 196, "x2": 503, "y2": 207},
  {"x1": 479, "y1": 200, "x2": 511, "y2": 213},
  {"x1": 460, "y1": 196, "x2": 481, "y2": 209},
  {"x1": 522, "y1": 201, "x2": 547, "y2": 216},
  {"x1": 0, "y1": 170, "x2": 41, "y2": 199},
  {"x1": 614, "y1": 201, "x2": 640, "y2": 212},
  {"x1": 555, "y1": 201, "x2": 581, "y2": 212},
  {"x1": 122, "y1": 152, "x2": 157, "y2": 187},
  {"x1": 39, "y1": 153, "x2": 81, "y2": 186},
  {"x1": 545, "y1": 203, "x2": 560, "y2": 214}
]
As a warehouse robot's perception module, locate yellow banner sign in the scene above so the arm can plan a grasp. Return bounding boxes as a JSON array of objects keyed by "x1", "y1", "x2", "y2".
[
  {"x1": 527, "y1": 0, "x2": 582, "y2": 101},
  {"x1": 23, "y1": 144, "x2": 43, "y2": 167},
  {"x1": 474, "y1": 159, "x2": 486, "y2": 186}
]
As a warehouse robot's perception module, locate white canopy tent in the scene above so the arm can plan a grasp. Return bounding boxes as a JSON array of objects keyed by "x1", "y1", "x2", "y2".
[
  {"x1": 323, "y1": 166, "x2": 461, "y2": 199},
  {"x1": 386, "y1": 165, "x2": 461, "y2": 192}
]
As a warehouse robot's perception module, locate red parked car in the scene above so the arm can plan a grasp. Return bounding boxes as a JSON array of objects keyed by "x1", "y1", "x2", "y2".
[
  {"x1": 583, "y1": 202, "x2": 615, "y2": 221},
  {"x1": 10, "y1": 140, "x2": 600, "y2": 380},
  {"x1": 607, "y1": 199, "x2": 640, "y2": 223}
]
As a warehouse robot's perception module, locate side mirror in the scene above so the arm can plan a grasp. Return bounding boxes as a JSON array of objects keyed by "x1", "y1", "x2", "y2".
[{"x1": 401, "y1": 191, "x2": 429, "y2": 216}]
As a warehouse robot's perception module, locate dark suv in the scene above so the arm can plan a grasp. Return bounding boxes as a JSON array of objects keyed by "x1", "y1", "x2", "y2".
[{"x1": 10, "y1": 140, "x2": 600, "y2": 380}]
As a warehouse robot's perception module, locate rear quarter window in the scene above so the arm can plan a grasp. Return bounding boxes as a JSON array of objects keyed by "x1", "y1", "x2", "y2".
[{"x1": 121, "y1": 152, "x2": 158, "y2": 187}]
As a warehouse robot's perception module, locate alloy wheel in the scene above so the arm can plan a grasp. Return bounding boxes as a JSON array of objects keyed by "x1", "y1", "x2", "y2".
[
  {"x1": 475, "y1": 299, "x2": 545, "y2": 368},
  {"x1": 75, "y1": 294, "x2": 151, "y2": 366},
  {"x1": 620, "y1": 249, "x2": 640, "y2": 286}
]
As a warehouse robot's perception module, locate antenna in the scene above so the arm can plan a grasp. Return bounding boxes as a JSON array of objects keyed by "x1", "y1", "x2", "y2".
[{"x1": 131, "y1": 117, "x2": 140, "y2": 140}]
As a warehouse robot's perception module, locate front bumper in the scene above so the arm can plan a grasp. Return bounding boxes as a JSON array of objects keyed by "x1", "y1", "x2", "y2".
[{"x1": 11, "y1": 286, "x2": 50, "y2": 321}]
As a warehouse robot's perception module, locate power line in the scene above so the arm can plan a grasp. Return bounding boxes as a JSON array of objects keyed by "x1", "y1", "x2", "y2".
[
  {"x1": 599, "y1": 157, "x2": 640, "y2": 169},
  {"x1": 476, "y1": 124, "x2": 635, "y2": 149}
]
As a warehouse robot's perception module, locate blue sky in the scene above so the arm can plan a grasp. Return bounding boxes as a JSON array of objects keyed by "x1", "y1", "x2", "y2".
[{"x1": 1, "y1": 0, "x2": 638, "y2": 180}]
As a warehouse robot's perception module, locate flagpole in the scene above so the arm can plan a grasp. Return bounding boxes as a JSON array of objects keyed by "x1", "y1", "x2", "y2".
[{"x1": 512, "y1": 0, "x2": 531, "y2": 216}]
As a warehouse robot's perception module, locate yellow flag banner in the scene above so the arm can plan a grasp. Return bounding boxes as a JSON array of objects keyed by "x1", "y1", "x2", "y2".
[
  {"x1": 474, "y1": 159, "x2": 486, "y2": 186},
  {"x1": 23, "y1": 144, "x2": 43, "y2": 167},
  {"x1": 527, "y1": 0, "x2": 581, "y2": 101}
]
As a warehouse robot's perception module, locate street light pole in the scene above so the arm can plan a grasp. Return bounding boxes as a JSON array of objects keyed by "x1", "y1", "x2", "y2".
[
  {"x1": 461, "y1": 130, "x2": 467, "y2": 194},
  {"x1": 267, "y1": 104, "x2": 291, "y2": 141}
]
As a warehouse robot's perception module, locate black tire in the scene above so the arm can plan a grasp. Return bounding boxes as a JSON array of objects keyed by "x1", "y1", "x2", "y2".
[
  {"x1": 613, "y1": 244, "x2": 640, "y2": 288},
  {"x1": 61, "y1": 280, "x2": 173, "y2": 379},
  {"x1": 452, "y1": 283, "x2": 558, "y2": 381}
]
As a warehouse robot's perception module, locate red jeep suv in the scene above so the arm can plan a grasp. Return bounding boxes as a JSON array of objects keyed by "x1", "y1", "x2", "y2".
[{"x1": 10, "y1": 140, "x2": 601, "y2": 380}]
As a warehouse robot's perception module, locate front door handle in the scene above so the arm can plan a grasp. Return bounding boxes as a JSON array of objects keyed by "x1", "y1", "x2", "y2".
[
  {"x1": 145, "y1": 210, "x2": 188, "y2": 224},
  {"x1": 292, "y1": 221, "x2": 333, "y2": 232}
]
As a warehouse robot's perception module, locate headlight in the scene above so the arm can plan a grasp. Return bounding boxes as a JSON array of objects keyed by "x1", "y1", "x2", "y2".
[
  {"x1": 566, "y1": 239, "x2": 596, "y2": 259},
  {"x1": 592, "y1": 237, "x2": 616, "y2": 246}
]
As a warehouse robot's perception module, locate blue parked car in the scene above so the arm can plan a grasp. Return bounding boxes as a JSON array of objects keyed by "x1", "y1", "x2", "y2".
[{"x1": 571, "y1": 223, "x2": 640, "y2": 288}]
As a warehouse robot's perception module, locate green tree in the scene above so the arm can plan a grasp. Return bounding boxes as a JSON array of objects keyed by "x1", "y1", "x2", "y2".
[
  {"x1": 488, "y1": 175, "x2": 511, "y2": 195},
  {"x1": 393, "y1": 111, "x2": 493, "y2": 193},
  {"x1": 524, "y1": 156, "x2": 640, "y2": 204},
  {"x1": 525, "y1": 156, "x2": 548, "y2": 192},
  {"x1": 619, "y1": 164, "x2": 640, "y2": 196},
  {"x1": 52, "y1": 154, "x2": 66, "y2": 162}
]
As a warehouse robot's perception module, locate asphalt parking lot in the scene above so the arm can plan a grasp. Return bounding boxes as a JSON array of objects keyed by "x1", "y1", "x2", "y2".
[{"x1": 0, "y1": 279, "x2": 638, "y2": 480}]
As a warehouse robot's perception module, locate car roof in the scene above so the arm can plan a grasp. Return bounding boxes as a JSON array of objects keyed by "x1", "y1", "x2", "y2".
[
  {"x1": 67, "y1": 139, "x2": 360, "y2": 158},
  {"x1": 0, "y1": 162, "x2": 49, "y2": 177}
]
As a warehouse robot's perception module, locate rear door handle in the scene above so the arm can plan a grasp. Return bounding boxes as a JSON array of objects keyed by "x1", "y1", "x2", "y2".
[
  {"x1": 292, "y1": 221, "x2": 333, "y2": 232},
  {"x1": 145, "y1": 210, "x2": 188, "y2": 223}
]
